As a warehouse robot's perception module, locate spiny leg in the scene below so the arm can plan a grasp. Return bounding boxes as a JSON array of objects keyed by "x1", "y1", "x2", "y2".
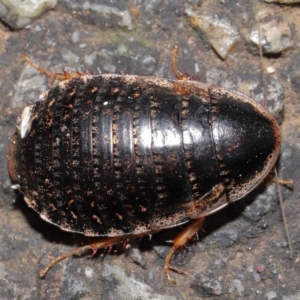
[
  {"x1": 39, "y1": 235, "x2": 135, "y2": 278},
  {"x1": 22, "y1": 54, "x2": 92, "y2": 85},
  {"x1": 164, "y1": 217, "x2": 205, "y2": 284},
  {"x1": 39, "y1": 230, "x2": 160, "y2": 278}
]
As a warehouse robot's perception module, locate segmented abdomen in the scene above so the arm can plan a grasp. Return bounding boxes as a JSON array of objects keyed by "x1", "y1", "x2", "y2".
[{"x1": 14, "y1": 74, "x2": 225, "y2": 236}]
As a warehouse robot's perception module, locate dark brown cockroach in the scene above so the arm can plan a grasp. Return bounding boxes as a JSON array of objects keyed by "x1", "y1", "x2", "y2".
[{"x1": 7, "y1": 50, "x2": 281, "y2": 283}]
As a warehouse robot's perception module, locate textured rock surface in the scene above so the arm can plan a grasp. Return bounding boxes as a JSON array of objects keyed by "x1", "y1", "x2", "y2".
[{"x1": 0, "y1": 1, "x2": 300, "y2": 299}]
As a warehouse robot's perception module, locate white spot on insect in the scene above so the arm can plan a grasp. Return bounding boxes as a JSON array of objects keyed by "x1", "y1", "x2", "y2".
[
  {"x1": 73, "y1": 160, "x2": 80, "y2": 167},
  {"x1": 61, "y1": 125, "x2": 68, "y2": 132},
  {"x1": 103, "y1": 101, "x2": 108, "y2": 106},
  {"x1": 20, "y1": 106, "x2": 33, "y2": 138},
  {"x1": 85, "y1": 267, "x2": 94, "y2": 278},
  {"x1": 11, "y1": 184, "x2": 20, "y2": 190}
]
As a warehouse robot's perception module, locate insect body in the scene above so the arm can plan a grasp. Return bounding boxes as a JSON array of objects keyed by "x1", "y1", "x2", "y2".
[{"x1": 7, "y1": 69, "x2": 281, "y2": 282}]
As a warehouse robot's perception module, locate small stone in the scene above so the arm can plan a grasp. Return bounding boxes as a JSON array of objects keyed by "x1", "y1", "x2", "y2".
[
  {"x1": 1, "y1": 0, "x2": 57, "y2": 18},
  {"x1": 266, "y1": 290, "x2": 277, "y2": 300},
  {"x1": 127, "y1": 248, "x2": 146, "y2": 268},
  {"x1": 228, "y1": 279, "x2": 244, "y2": 295},
  {"x1": 266, "y1": 66, "x2": 276, "y2": 74},
  {"x1": 71, "y1": 31, "x2": 80, "y2": 43},
  {"x1": 0, "y1": 0, "x2": 57, "y2": 28},
  {"x1": 61, "y1": 50, "x2": 79, "y2": 64},
  {"x1": 84, "y1": 52, "x2": 97, "y2": 66},
  {"x1": 80, "y1": 3, "x2": 134, "y2": 30},
  {"x1": 249, "y1": 8, "x2": 293, "y2": 54},
  {"x1": 11, "y1": 63, "x2": 47, "y2": 109},
  {"x1": 185, "y1": 7, "x2": 239, "y2": 59},
  {"x1": 242, "y1": 184, "x2": 278, "y2": 222},
  {"x1": 102, "y1": 263, "x2": 177, "y2": 300},
  {"x1": 191, "y1": 271, "x2": 223, "y2": 296},
  {"x1": 253, "y1": 272, "x2": 261, "y2": 282},
  {"x1": 85, "y1": 267, "x2": 93, "y2": 278}
]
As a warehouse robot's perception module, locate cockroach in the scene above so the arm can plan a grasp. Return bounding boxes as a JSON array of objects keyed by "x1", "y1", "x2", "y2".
[{"x1": 7, "y1": 47, "x2": 281, "y2": 283}]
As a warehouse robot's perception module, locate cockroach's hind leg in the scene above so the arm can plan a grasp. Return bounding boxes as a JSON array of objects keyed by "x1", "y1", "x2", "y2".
[
  {"x1": 39, "y1": 235, "x2": 134, "y2": 279},
  {"x1": 39, "y1": 244, "x2": 92, "y2": 278},
  {"x1": 164, "y1": 217, "x2": 205, "y2": 285}
]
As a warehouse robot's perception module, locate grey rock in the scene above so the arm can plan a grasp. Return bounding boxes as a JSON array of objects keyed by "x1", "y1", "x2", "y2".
[
  {"x1": 0, "y1": 0, "x2": 57, "y2": 29},
  {"x1": 191, "y1": 270, "x2": 223, "y2": 296},
  {"x1": 102, "y1": 263, "x2": 178, "y2": 300},
  {"x1": 127, "y1": 247, "x2": 147, "y2": 268},
  {"x1": 63, "y1": 1, "x2": 134, "y2": 31},
  {"x1": 243, "y1": 184, "x2": 277, "y2": 222},
  {"x1": 228, "y1": 279, "x2": 244, "y2": 295},
  {"x1": 185, "y1": 7, "x2": 240, "y2": 59},
  {"x1": 266, "y1": 290, "x2": 277, "y2": 300},
  {"x1": 248, "y1": 8, "x2": 293, "y2": 54}
]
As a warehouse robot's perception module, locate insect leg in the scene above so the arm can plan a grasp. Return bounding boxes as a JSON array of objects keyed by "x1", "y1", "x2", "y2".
[
  {"x1": 269, "y1": 177, "x2": 294, "y2": 186},
  {"x1": 39, "y1": 229, "x2": 160, "y2": 278},
  {"x1": 171, "y1": 45, "x2": 190, "y2": 80},
  {"x1": 39, "y1": 235, "x2": 133, "y2": 278},
  {"x1": 164, "y1": 217, "x2": 205, "y2": 284},
  {"x1": 22, "y1": 54, "x2": 91, "y2": 85}
]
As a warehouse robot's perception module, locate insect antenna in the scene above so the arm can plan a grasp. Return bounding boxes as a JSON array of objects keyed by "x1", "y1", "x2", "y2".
[{"x1": 258, "y1": 24, "x2": 293, "y2": 259}]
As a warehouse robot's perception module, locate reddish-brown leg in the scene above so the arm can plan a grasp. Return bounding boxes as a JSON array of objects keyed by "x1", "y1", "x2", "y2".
[
  {"x1": 171, "y1": 45, "x2": 190, "y2": 81},
  {"x1": 39, "y1": 230, "x2": 160, "y2": 279},
  {"x1": 269, "y1": 177, "x2": 294, "y2": 186},
  {"x1": 39, "y1": 235, "x2": 128, "y2": 278},
  {"x1": 164, "y1": 217, "x2": 205, "y2": 284},
  {"x1": 22, "y1": 54, "x2": 92, "y2": 85}
]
